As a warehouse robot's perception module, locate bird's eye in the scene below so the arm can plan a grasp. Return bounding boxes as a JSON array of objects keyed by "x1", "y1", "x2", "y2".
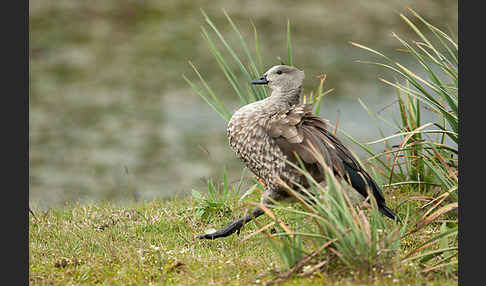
[{"x1": 276, "y1": 70, "x2": 282, "y2": 75}]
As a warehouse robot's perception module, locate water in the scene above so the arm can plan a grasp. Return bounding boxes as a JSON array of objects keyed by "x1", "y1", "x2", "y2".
[{"x1": 29, "y1": 0, "x2": 457, "y2": 210}]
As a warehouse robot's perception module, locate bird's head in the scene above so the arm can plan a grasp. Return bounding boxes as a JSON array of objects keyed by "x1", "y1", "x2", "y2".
[{"x1": 251, "y1": 65, "x2": 305, "y2": 92}]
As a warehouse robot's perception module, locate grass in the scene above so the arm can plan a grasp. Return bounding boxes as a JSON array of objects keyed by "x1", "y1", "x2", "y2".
[
  {"x1": 180, "y1": 8, "x2": 458, "y2": 283},
  {"x1": 255, "y1": 8, "x2": 459, "y2": 279},
  {"x1": 191, "y1": 166, "x2": 244, "y2": 221},
  {"x1": 29, "y1": 188, "x2": 456, "y2": 285},
  {"x1": 348, "y1": 8, "x2": 458, "y2": 273},
  {"x1": 29, "y1": 6, "x2": 458, "y2": 285}
]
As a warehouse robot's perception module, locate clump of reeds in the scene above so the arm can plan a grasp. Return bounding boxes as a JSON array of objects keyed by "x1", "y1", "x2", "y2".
[
  {"x1": 184, "y1": 7, "x2": 457, "y2": 277},
  {"x1": 350, "y1": 8, "x2": 458, "y2": 274}
]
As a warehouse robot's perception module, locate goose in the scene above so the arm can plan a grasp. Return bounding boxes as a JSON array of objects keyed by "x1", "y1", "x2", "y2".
[{"x1": 199, "y1": 65, "x2": 397, "y2": 239}]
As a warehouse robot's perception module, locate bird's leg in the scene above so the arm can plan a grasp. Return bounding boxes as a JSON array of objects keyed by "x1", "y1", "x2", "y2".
[
  {"x1": 198, "y1": 207, "x2": 264, "y2": 239},
  {"x1": 198, "y1": 189, "x2": 282, "y2": 240}
]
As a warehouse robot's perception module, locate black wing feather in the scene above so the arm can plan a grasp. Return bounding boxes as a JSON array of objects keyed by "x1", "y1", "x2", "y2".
[{"x1": 269, "y1": 104, "x2": 397, "y2": 220}]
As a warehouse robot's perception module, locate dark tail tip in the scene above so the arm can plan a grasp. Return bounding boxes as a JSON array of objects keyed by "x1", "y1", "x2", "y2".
[{"x1": 379, "y1": 205, "x2": 401, "y2": 222}]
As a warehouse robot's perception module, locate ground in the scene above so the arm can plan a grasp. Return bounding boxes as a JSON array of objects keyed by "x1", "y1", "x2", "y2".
[{"x1": 29, "y1": 186, "x2": 457, "y2": 285}]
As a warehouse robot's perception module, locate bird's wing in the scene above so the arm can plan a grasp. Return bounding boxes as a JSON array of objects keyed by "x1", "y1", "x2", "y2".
[{"x1": 267, "y1": 104, "x2": 386, "y2": 203}]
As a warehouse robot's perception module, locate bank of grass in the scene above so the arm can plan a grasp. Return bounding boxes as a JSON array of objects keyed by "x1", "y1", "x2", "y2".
[
  {"x1": 184, "y1": 7, "x2": 457, "y2": 279},
  {"x1": 29, "y1": 184, "x2": 455, "y2": 285}
]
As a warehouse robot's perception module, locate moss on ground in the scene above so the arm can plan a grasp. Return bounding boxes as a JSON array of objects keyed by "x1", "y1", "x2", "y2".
[{"x1": 29, "y1": 187, "x2": 457, "y2": 285}]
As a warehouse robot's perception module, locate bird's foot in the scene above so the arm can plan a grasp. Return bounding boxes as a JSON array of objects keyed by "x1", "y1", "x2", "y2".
[{"x1": 198, "y1": 219, "x2": 244, "y2": 240}]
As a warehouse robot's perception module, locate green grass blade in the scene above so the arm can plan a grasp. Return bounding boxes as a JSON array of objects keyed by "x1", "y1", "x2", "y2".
[
  {"x1": 250, "y1": 19, "x2": 264, "y2": 74},
  {"x1": 188, "y1": 61, "x2": 232, "y2": 120},
  {"x1": 406, "y1": 8, "x2": 458, "y2": 64},
  {"x1": 201, "y1": 10, "x2": 261, "y2": 100},
  {"x1": 222, "y1": 10, "x2": 267, "y2": 100},
  {"x1": 201, "y1": 27, "x2": 248, "y2": 105},
  {"x1": 391, "y1": 34, "x2": 458, "y2": 116},
  {"x1": 287, "y1": 19, "x2": 293, "y2": 66},
  {"x1": 182, "y1": 73, "x2": 230, "y2": 122}
]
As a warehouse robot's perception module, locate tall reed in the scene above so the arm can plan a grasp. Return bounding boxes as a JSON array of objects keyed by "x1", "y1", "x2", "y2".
[{"x1": 350, "y1": 8, "x2": 458, "y2": 273}]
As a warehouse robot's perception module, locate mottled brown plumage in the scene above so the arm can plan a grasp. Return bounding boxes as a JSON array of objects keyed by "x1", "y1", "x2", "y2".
[{"x1": 199, "y1": 65, "x2": 397, "y2": 240}]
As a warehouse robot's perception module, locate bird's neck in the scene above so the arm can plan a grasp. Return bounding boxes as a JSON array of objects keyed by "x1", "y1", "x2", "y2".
[{"x1": 269, "y1": 86, "x2": 302, "y2": 107}]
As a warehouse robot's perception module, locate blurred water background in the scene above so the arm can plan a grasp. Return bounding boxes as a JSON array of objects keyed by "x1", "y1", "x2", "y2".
[{"x1": 29, "y1": 0, "x2": 457, "y2": 210}]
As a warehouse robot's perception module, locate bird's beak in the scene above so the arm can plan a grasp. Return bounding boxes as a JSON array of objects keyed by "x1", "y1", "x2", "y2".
[{"x1": 251, "y1": 75, "x2": 269, "y2": 85}]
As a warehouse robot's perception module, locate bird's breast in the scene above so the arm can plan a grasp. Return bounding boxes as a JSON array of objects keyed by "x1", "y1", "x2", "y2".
[{"x1": 227, "y1": 107, "x2": 296, "y2": 189}]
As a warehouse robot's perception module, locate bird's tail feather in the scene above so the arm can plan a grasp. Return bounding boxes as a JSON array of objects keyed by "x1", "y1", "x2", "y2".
[{"x1": 379, "y1": 205, "x2": 400, "y2": 222}]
